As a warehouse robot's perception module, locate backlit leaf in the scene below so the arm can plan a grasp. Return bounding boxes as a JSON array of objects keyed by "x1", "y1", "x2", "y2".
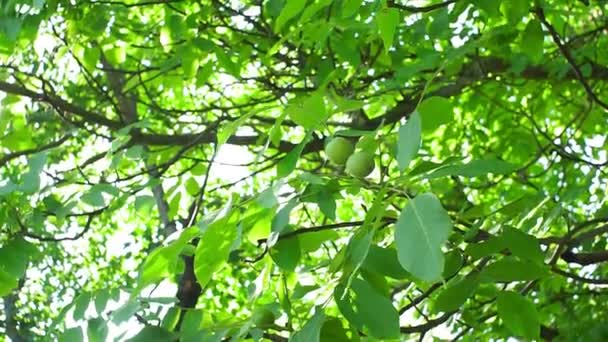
[{"x1": 395, "y1": 193, "x2": 453, "y2": 282}]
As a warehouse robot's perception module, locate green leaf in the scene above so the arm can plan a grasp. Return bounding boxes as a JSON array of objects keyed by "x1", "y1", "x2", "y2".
[
  {"x1": 480, "y1": 257, "x2": 548, "y2": 282},
  {"x1": 521, "y1": 19, "x2": 544, "y2": 63},
  {"x1": 127, "y1": 326, "x2": 175, "y2": 342},
  {"x1": 275, "y1": 0, "x2": 306, "y2": 32},
  {"x1": 271, "y1": 197, "x2": 298, "y2": 234},
  {"x1": 72, "y1": 292, "x2": 91, "y2": 321},
  {"x1": 362, "y1": 245, "x2": 409, "y2": 280},
  {"x1": 376, "y1": 8, "x2": 399, "y2": 51},
  {"x1": 194, "y1": 202, "x2": 239, "y2": 289},
  {"x1": 433, "y1": 276, "x2": 479, "y2": 313},
  {"x1": 87, "y1": 318, "x2": 108, "y2": 342},
  {"x1": 105, "y1": 46, "x2": 126, "y2": 65},
  {"x1": 342, "y1": 0, "x2": 362, "y2": 18},
  {"x1": 94, "y1": 289, "x2": 111, "y2": 315},
  {"x1": 465, "y1": 235, "x2": 506, "y2": 260},
  {"x1": 500, "y1": 0, "x2": 529, "y2": 23},
  {"x1": 417, "y1": 96, "x2": 454, "y2": 132},
  {"x1": 315, "y1": 187, "x2": 336, "y2": 220},
  {"x1": 442, "y1": 250, "x2": 464, "y2": 278},
  {"x1": 81, "y1": 188, "x2": 105, "y2": 207},
  {"x1": 497, "y1": 291, "x2": 540, "y2": 340},
  {"x1": 286, "y1": 93, "x2": 328, "y2": 130},
  {"x1": 320, "y1": 317, "x2": 350, "y2": 342},
  {"x1": 299, "y1": 230, "x2": 339, "y2": 253},
  {"x1": 111, "y1": 300, "x2": 140, "y2": 324},
  {"x1": 59, "y1": 327, "x2": 84, "y2": 342},
  {"x1": 335, "y1": 279, "x2": 400, "y2": 339},
  {"x1": 217, "y1": 109, "x2": 257, "y2": 146},
  {"x1": 137, "y1": 227, "x2": 199, "y2": 290},
  {"x1": 185, "y1": 177, "x2": 200, "y2": 196},
  {"x1": 2, "y1": 18, "x2": 22, "y2": 41},
  {"x1": 134, "y1": 195, "x2": 156, "y2": 214},
  {"x1": 270, "y1": 235, "x2": 301, "y2": 272},
  {"x1": 83, "y1": 47, "x2": 100, "y2": 70},
  {"x1": 426, "y1": 159, "x2": 516, "y2": 178},
  {"x1": 0, "y1": 237, "x2": 36, "y2": 279},
  {"x1": 471, "y1": 0, "x2": 501, "y2": 17},
  {"x1": 503, "y1": 227, "x2": 544, "y2": 263},
  {"x1": 397, "y1": 111, "x2": 421, "y2": 171},
  {"x1": 395, "y1": 193, "x2": 453, "y2": 282},
  {"x1": 277, "y1": 133, "x2": 310, "y2": 178},
  {"x1": 0, "y1": 269, "x2": 18, "y2": 296},
  {"x1": 290, "y1": 308, "x2": 325, "y2": 342}
]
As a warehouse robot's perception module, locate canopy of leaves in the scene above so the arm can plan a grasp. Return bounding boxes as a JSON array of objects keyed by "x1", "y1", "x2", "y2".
[{"x1": 1, "y1": 0, "x2": 607, "y2": 341}]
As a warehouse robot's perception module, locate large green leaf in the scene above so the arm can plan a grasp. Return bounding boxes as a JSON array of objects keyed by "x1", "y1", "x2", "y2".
[
  {"x1": 194, "y1": 202, "x2": 239, "y2": 289},
  {"x1": 497, "y1": 291, "x2": 540, "y2": 340},
  {"x1": 417, "y1": 96, "x2": 454, "y2": 132},
  {"x1": 335, "y1": 279, "x2": 400, "y2": 339},
  {"x1": 395, "y1": 193, "x2": 453, "y2": 282},
  {"x1": 521, "y1": 19, "x2": 544, "y2": 63},
  {"x1": 286, "y1": 93, "x2": 328, "y2": 130}
]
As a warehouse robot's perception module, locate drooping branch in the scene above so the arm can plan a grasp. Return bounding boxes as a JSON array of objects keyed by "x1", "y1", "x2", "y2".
[{"x1": 534, "y1": 6, "x2": 608, "y2": 111}]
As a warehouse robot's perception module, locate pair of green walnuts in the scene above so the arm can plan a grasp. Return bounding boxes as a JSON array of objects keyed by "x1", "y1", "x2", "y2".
[{"x1": 325, "y1": 136, "x2": 375, "y2": 178}]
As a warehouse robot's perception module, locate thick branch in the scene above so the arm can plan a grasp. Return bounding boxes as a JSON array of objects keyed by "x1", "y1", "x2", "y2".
[{"x1": 0, "y1": 81, "x2": 121, "y2": 129}]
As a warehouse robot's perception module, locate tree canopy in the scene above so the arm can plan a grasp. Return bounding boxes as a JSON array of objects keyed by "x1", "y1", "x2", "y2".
[{"x1": 1, "y1": 0, "x2": 608, "y2": 341}]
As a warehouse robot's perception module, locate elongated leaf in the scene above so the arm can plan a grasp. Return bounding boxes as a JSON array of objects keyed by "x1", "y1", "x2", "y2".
[
  {"x1": 275, "y1": 0, "x2": 306, "y2": 32},
  {"x1": 217, "y1": 110, "x2": 258, "y2": 146},
  {"x1": 395, "y1": 193, "x2": 453, "y2": 282},
  {"x1": 376, "y1": 8, "x2": 399, "y2": 51},
  {"x1": 335, "y1": 279, "x2": 400, "y2": 339},
  {"x1": 87, "y1": 318, "x2": 108, "y2": 342},
  {"x1": 290, "y1": 308, "x2": 325, "y2": 342},
  {"x1": 426, "y1": 159, "x2": 516, "y2": 179},
  {"x1": 194, "y1": 208, "x2": 239, "y2": 289},
  {"x1": 480, "y1": 257, "x2": 548, "y2": 282},
  {"x1": 521, "y1": 19, "x2": 544, "y2": 63},
  {"x1": 497, "y1": 291, "x2": 540, "y2": 340},
  {"x1": 397, "y1": 111, "x2": 421, "y2": 171},
  {"x1": 503, "y1": 227, "x2": 544, "y2": 263},
  {"x1": 433, "y1": 276, "x2": 479, "y2": 313},
  {"x1": 277, "y1": 132, "x2": 311, "y2": 178}
]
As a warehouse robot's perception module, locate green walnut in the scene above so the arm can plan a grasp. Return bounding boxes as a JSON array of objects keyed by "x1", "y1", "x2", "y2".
[
  {"x1": 325, "y1": 137, "x2": 354, "y2": 165},
  {"x1": 345, "y1": 151, "x2": 375, "y2": 178}
]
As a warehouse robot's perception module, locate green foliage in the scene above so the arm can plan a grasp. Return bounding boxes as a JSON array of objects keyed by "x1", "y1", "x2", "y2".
[
  {"x1": 395, "y1": 193, "x2": 453, "y2": 282},
  {"x1": 0, "y1": 0, "x2": 607, "y2": 340}
]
